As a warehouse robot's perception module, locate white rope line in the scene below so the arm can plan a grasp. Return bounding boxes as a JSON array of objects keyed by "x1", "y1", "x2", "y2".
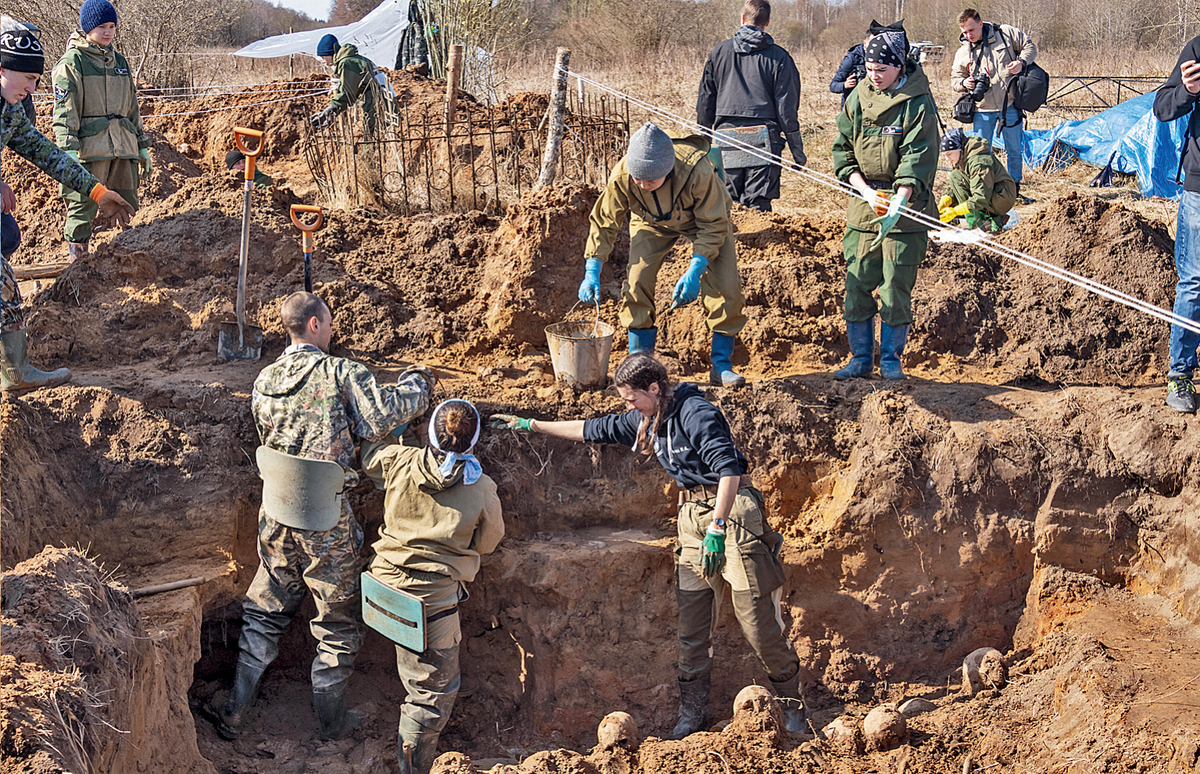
[
  {"x1": 33, "y1": 85, "x2": 329, "y2": 108},
  {"x1": 142, "y1": 89, "x2": 326, "y2": 119},
  {"x1": 565, "y1": 67, "x2": 1200, "y2": 336}
]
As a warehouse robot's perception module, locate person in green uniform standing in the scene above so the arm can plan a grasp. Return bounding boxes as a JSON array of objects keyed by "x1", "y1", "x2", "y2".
[
  {"x1": 310, "y1": 34, "x2": 384, "y2": 136},
  {"x1": 51, "y1": 0, "x2": 150, "y2": 263},
  {"x1": 831, "y1": 25, "x2": 939, "y2": 381},
  {"x1": 937, "y1": 127, "x2": 1016, "y2": 232}
]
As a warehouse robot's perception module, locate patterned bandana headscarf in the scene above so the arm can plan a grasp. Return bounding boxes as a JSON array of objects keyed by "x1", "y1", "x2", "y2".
[
  {"x1": 940, "y1": 128, "x2": 967, "y2": 153},
  {"x1": 864, "y1": 31, "x2": 906, "y2": 69},
  {"x1": 427, "y1": 399, "x2": 482, "y2": 485}
]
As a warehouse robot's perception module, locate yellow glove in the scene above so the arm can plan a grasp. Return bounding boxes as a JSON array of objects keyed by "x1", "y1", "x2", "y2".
[
  {"x1": 940, "y1": 202, "x2": 971, "y2": 223},
  {"x1": 938, "y1": 195, "x2": 953, "y2": 212}
]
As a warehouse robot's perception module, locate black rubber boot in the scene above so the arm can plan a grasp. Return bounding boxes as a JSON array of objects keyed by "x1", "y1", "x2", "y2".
[
  {"x1": 398, "y1": 727, "x2": 441, "y2": 774},
  {"x1": 314, "y1": 686, "x2": 362, "y2": 741},
  {"x1": 669, "y1": 674, "x2": 710, "y2": 740},
  {"x1": 215, "y1": 660, "x2": 265, "y2": 740},
  {"x1": 770, "y1": 671, "x2": 810, "y2": 735}
]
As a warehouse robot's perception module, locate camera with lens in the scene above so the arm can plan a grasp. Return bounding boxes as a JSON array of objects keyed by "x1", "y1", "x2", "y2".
[
  {"x1": 853, "y1": 65, "x2": 867, "y2": 82},
  {"x1": 970, "y1": 73, "x2": 990, "y2": 102}
]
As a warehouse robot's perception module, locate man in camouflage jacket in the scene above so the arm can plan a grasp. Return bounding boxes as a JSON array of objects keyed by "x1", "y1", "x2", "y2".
[
  {"x1": 0, "y1": 20, "x2": 133, "y2": 392},
  {"x1": 213, "y1": 291, "x2": 435, "y2": 742}
]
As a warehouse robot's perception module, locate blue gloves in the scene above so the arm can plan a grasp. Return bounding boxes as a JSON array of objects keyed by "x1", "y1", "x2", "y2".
[
  {"x1": 671, "y1": 254, "x2": 709, "y2": 309},
  {"x1": 869, "y1": 192, "x2": 909, "y2": 251},
  {"x1": 700, "y1": 521, "x2": 726, "y2": 578},
  {"x1": 578, "y1": 257, "x2": 602, "y2": 304}
]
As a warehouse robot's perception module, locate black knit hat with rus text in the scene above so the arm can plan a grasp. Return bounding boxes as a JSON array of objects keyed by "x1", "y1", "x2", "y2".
[{"x1": 0, "y1": 26, "x2": 44, "y2": 74}]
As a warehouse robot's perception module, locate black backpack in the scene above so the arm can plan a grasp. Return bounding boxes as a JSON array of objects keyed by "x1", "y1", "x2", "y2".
[{"x1": 1010, "y1": 61, "x2": 1050, "y2": 114}]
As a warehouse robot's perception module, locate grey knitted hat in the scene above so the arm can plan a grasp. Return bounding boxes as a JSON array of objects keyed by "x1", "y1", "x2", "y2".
[{"x1": 626, "y1": 122, "x2": 675, "y2": 181}]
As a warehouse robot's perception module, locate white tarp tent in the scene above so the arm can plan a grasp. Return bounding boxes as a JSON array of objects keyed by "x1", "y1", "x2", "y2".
[{"x1": 234, "y1": 0, "x2": 408, "y2": 68}]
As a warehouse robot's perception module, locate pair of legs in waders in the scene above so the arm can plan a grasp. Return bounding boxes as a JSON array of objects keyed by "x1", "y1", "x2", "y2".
[
  {"x1": 61, "y1": 157, "x2": 138, "y2": 261},
  {"x1": 672, "y1": 487, "x2": 807, "y2": 737},
  {"x1": 834, "y1": 227, "x2": 927, "y2": 381},
  {"x1": 217, "y1": 507, "x2": 364, "y2": 742},
  {"x1": 624, "y1": 224, "x2": 747, "y2": 388}
]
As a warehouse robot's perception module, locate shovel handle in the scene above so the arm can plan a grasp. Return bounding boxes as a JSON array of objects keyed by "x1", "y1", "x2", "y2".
[
  {"x1": 233, "y1": 127, "x2": 264, "y2": 181},
  {"x1": 290, "y1": 204, "x2": 323, "y2": 233}
]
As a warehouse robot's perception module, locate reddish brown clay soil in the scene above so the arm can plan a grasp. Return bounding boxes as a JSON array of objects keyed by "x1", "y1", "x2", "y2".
[{"x1": 4, "y1": 76, "x2": 1200, "y2": 774}]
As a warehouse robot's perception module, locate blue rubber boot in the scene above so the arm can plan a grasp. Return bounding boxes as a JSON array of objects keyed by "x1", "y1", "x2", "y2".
[
  {"x1": 833, "y1": 320, "x2": 875, "y2": 379},
  {"x1": 879, "y1": 323, "x2": 909, "y2": 380},
  {"x1": 709, "y1": 333, "x2": 745, "y2": 387},
  {"x1": 628, "y1": 327, "x2": 657, "y2": 355}
]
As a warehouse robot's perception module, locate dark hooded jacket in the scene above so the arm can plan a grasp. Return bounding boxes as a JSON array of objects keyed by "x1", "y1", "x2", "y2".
[
  {"x1": 1154, "y1": 34, "x2": 1200, "y2": 192},
  {"x1": 829, "y1": 44, "x2": 866, "y2": 106},
  {"x1": 583, "y1": 383, "x2": 748, "y2": 489},
  {"x1": 696, "y1": 25, "x2": 801, "y2": 136}
]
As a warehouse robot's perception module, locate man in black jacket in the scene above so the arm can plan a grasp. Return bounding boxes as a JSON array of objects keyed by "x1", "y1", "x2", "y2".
[
  {"x1": 696, "y1": 0, "x2": 806, "y2": 212},
  {"x1": 1154, "y1": 36, "x2": 1200, "y2": 414}
]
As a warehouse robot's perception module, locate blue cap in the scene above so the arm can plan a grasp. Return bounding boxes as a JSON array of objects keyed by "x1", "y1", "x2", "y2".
[
  {"x1": 79, "y1": 0, "x2": 118, "y2": 34},
  {"x1": 317, "y1": 34, "x2": 339, "y2": 57}
]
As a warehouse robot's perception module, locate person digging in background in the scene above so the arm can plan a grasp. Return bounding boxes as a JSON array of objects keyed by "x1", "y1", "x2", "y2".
[
  {"x1": 360, "y1": 399, "x2": 503, "y2": 774},
  {"x1": 491, "y1": 353, "x2": 807, "y2": 739},
  {"x1": 937, "y1": 127, "x2": 1016, "y2": 233},
  {"x1": 225, "y1": 149, "x2": 273, "y2": 189},
  {"x1": 311, "y1": 34, "x2": 384, "y2": 135},
  {"x1": 51, "y1": 0, "x2": 150, "y2": 264},
  {"x1": 0, "y1": 19, "x2": 133, "y2": 393},
  {"x1": 696, "y1": 0, "x2": 806, "y2": 212},
  {"x1": 1153, "y1": 36, "x2": 1200, "y2": 414},
  {"x1": 209, "y1": 291, "x2": 435, "y2": 743},
  {"x1": 831, "y1": 24, "x2": 939, "y2": 381},
  {"x1": 950, "y1": 7, "x2": 1037, "y2": 203},
  {"x1": 578, "y1": 121, "x2": 748, "y2": 387}
]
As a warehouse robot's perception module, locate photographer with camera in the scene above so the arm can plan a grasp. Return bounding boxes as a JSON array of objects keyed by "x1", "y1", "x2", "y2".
[
  {"x1": 950, "y1": 8, "x2": 1037, "y2": 202},
  {"x1": 829, "y1": 30, "x2": 870, "y2": 107}
]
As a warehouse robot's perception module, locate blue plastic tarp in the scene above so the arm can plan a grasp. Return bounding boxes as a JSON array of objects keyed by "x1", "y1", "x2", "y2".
[{"x1": 1014, "y1": 91, "x2": 1188, "y2": 200}]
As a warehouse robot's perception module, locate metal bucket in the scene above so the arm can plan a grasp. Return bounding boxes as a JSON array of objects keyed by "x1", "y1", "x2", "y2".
[{"x1": 545, "y1": 320, "x2": 614, "y2": 389}]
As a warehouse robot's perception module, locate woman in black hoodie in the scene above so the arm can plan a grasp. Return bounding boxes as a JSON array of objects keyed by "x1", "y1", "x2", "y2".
[{"x1": 491, "y1": 354, "x2": 805, "y2": 739}]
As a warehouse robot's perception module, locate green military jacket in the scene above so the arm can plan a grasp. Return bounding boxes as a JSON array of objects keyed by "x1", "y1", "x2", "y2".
[
  {"x1": 1, "y1": 100, "x2": 98, "y2": 195},
  {"x1": 584, "y1": 133, "x2": 732, "y2": 263},
  {"x1": 362, "y1": 439, "x2": 504, "y2": 584},
  {"x1": 330, "y1": 43, "x2": 378, "y2": 117},
  {"x1": 251, "y1": 344, "x2": 430, "y2": 476},
  {"x1": 953, "y1": 136, "x2": 1015, "y2": 213},
  {"x1": 832, "y1": 60, "x2": 940, "y2": 232},
  {"x1": 51, "y1": 33, "x2": 148, "y2": 162}
]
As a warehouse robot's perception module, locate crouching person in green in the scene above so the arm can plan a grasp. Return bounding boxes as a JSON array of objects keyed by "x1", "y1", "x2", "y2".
[
  {"x1": 51, "y1": 0, "x2": 150, "y2": 263},
  {"x1": 361, "y1": 400, "x2": 503, "y2": 774},
  {"x1": 937, "y1": 127, "x2": 1016, "y2": 232},
  {"x1": 831, "y1": 27, "x2": 938, "y2": 381},
  {"x1": 210, "y1": 291, "x2": 435, "y2": 743},
  {"x1": 578, "y1": 121, "x2": 748, "y2": 387},
  {"x1": 491, "y1": 354, "x2": 805, "y2": 739}
]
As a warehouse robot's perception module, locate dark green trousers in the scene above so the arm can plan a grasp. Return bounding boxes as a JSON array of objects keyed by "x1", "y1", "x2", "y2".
[{"x1": 842, "y1": 227, "x2": 929, "y2": 327}]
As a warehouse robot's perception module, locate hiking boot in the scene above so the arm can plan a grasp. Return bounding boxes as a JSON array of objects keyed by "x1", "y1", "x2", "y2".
[
  {"x1": 1166, "y1": 376, "x2": 1197, "y2": 414},
  {"x1": 1015, "y1": 184, "x2": 1034, "y2": 205},
  {"x1": 669, "y1": 674, "x2": 710, "y2": 740}
]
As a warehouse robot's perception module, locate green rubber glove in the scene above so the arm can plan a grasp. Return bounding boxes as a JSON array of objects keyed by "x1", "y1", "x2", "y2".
[
  {"x1": 138, "y1": 148, "x2": 153, "y2": 176},
  {"x1": 700, "y1": 522, "x2": 726, "y2": 578},
  {"x1": 869, "y1": 191, "x2": 909, "y2": 251},
  {"x1": 490, "y1": 414, "x2": 534, "y2": 432},
  {"x1": 65, "y1": 149, "x2": 79, "y2": 162}
]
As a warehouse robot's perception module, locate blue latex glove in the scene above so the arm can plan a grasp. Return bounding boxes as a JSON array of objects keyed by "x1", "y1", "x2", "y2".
[
  {"x1": 578, "y1": 257, "x2": 602, "y2": 304},
  {"x1": 700, "y1": 522, "x2": 726, "y2": 578},
  {"x1": 869, "y1": 192, "x2": 909, "y2": 251},
  {"x1": 671, "y1": 254, "x2": 709, "y2": 309},
  {"x1": 138, "y1": 148, "x2": 153, "y2": 176}
]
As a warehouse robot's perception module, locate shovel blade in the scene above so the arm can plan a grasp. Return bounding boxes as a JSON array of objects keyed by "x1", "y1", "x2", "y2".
[{"x1": 217, "y1": 320, "x2": 263, "y2": 362}]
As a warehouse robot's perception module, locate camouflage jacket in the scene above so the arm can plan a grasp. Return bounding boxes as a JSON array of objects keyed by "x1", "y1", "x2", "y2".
[
  {"x1": 251, "y1": 344, "x2": 431, "y2": 485},
  {"x1": 1, "y1": 100, "x2": 98, "y2": 195}
]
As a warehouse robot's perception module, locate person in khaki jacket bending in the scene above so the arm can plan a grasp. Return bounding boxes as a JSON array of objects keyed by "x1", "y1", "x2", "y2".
[
  {"x1": 950, "y1": 7, "x2": 1037, "y2": 200},
  {"x1": 362, "y1": 399, "x2": 503, "y2": 774},
  {"x1": 577, "y1": 121, "x2": 748, "y2": 387}
]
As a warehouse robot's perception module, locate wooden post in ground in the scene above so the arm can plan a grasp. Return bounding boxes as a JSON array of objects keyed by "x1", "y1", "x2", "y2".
[
  {"x1": 445, "y1": 44, "x2": 463, "y2": 133},
  {"x1": 535, "y1": 47, "x2": 570, "y2": 190}
]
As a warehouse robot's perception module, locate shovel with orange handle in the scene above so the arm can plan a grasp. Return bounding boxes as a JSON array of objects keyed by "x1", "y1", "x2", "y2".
[
  {"x1": 218, "y1": 127, "x2": 266, "y2": 362},
  {"x1": 290, "y1": 205, "x2": 324, "y2": 292}
]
